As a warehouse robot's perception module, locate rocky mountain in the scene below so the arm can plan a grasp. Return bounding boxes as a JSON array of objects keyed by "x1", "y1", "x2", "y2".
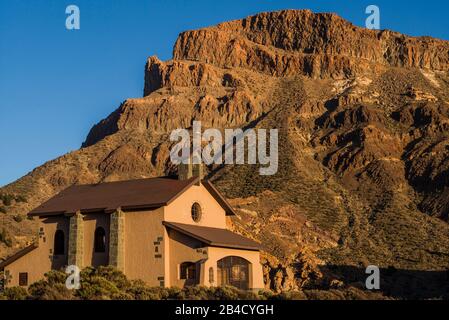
[{"x1": 2, "y1": 10, "x2": 449, "y2": 298}]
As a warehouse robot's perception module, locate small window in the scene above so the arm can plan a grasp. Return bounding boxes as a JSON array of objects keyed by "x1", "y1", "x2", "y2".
[
  {"x1": 94, "y1": 227, "x2": 106, "y2": 253},
  {"x1": 54, "y1": 230, "x2": 65, "y2": 255},
  {"x1": 155, "y1": 246, "x2": 159, "y2": 253},
  {"x1": 19, "y1": 272, "x2": 28, "y2": 286},
  {"x1": 180, "y1": 262, "x2": 196, "y2": 280},
  {"x1": 191, "y1": 203, "x2": 202, "y2": 223},
  {"x1": 209, "y1": 267, "x2": 214, "y2": 284}
]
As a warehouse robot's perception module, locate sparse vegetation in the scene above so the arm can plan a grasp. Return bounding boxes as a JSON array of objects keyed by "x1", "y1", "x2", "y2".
[
  {"x1": 0, "y1": 229, "x2": 12, "y2": 247},
  {"x1": 15, "y1": 195, "x2": 27, "y2": 203},
  {"x1": 13, "y1": 215, "x2": 23, "y2": 223},
  {"x1": 0, "y1": 193, "x2": 27, "y2": 207},
  {"x1": 0, "y1": 266, "x2": 389, "y2": 300},
  {"x1": 1, "y1": 286, "x2": 28, "y2": 300},
  {"x1": 0, "y1": 206, "x2": 6, "y2": 214}
]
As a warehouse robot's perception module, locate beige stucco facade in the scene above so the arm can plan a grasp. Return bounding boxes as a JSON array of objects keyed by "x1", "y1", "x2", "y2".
[{"x1": 1, "y1": 181, "x2": 264, "y2": 291}]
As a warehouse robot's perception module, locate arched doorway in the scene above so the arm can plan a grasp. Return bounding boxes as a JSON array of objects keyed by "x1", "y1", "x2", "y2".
[
  {"x1": 217, "y1": 256, "x2": 250, "y2": 290},
  {"x1": 54, "y1": 230, "x2": 65, "y2": 255},
  {"x1": 94, "y1": 227, "x2": 106, "y2": 253}
]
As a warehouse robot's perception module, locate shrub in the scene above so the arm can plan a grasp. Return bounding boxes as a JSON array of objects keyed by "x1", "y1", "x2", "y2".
[
  {"x1": 3, "y1": 287, "x2": 28, "y2": 300},
  {"x1": 181, "y1": 285, "x2": 213, "y2": 300},
  {"x1": 0, "y1": 266, "x2": 323, "y2": 301},
  {"x1": 15, "y1": 195, "x2": 27, "y2": 203},
  {"x1": 212, "y1": 285, "x2": 241, "y2": 300},
  {"x1": 76, "y1": 276, "x2": 122, "y2": 300},
  {"x1": 29, "y1": 281, "x2": 74, "y2": 300},
  {"x1": 28, "y1": 270, "x2": 74, "y2": 300},
  {"x1": 91, "y1": 265, "x2": 131, "y2": 290},
  {"x1": 271, "y1": 290, "x2": 307, "y2": 300},
  {"x1": 164, "y1": 286, "x2": 184, "y2": 300},
  {"x1": 126, "y1": 280, "x2": 162, "y2": 300},
  {"x1": 0, "y1": 229, "x2": 12, "y2": 247},
  {"x1": 13, "y1": 215, "x2": 23, "y2": 223},
  {"x1": 0, "y1": 206, "x2": 6, "y2": 214},
  {"x1": 258, "y1": 289, "x2": 275, "y2": 300},
  {"x1": 1, "y1": 194, "x2": 13, "y2": 206},
  {"x1": 76, "y1": 265, "x2": 132, "y2": 300}
]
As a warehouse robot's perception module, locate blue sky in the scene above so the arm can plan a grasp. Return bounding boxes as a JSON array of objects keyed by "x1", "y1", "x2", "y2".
[{"x1": 1, "y1": 0, "x2": 448, "y2": 187}]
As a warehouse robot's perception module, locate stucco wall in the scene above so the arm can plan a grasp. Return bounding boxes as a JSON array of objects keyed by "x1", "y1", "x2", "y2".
[
  {"x1": 4, "y1": 215, "x2": 70, "y2": 287},
  {"x1": 83, "y1": 213, "x2": 110, "y2": 267},
  {"x1": 164, "y1": 183, "x2": 226, "y2": 228},
  {"x1": 123, "y1": 208, "x2": 165, "y2": 286},
  {"x1": 166, "y1": 229, "x2": 207, "y2": 288},
  {"x1": 202, "y1": 247, "x2": 264, "y2": 290},
  {"x1": 165, "y1": 229, "x2": 264, "y2": 290}
]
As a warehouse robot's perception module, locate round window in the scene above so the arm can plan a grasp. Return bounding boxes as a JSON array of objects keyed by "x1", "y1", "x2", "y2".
[{"x1": 191, "y1": 202, "x2": 202, "y2": 223}]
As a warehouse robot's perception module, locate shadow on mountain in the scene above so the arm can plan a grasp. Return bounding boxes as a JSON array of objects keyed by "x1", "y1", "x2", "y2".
[{"x1": 318, "y1": 264, "x2": 449, "y2": 299}]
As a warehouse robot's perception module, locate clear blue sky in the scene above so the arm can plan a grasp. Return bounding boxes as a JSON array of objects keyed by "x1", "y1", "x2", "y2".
[{"x1": 1, "y1": 0, "x2": 448, "y2": 187}]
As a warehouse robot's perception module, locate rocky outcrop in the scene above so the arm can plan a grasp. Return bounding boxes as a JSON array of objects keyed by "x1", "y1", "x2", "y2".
[{"x1": 172, "y1": 10, "x2": 449, "y2": 79}]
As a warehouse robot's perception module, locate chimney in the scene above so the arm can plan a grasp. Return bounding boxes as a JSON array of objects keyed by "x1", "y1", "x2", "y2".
[{"x1": 178, "y1": 160, "x2": 204, "y2": 185}]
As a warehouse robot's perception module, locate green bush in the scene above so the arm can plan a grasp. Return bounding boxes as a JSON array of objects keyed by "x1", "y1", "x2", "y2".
[
  {"x1": 76, "y1": 265, "x2": 132, "y2": 300},
  {"x1": 0, "y1": 228, "x2": 12, "y2": 247},
  {"x1": 257, "y1": 289, "x2": 275, "y2": 300},
  {"x1": 28, "y1": 270, "x2": 74, "y2": 300},
  {"x1": 0, "y1": 206, "x2": 6, "y2": 214},
  {"x1": 212, "y1": 285, "x2": 241, "y2": 300},
  {"x1": 0, "y1": 266, "x2": 331, "y2": 301},
  {"x1": 3, "y1": 287, "x2": 28, "y2": 300},
  {"x1": 271, "y1": 290, "x2": 307, "y2": 300},
  {"x1": 1, "y1": 194, "x2": 13, "y2": 206},
  {"x1": 13, "y1": 215, "x2": 23, "y2": 223},
  {"x1": 126, "y1": 280, "x2": 162, "y2": 300},
  {"x1": 15, "y1": 195, "x2": 27, "y2": 203},
  {"x1": 76, "y1": 276, "x2": 122, "y2": 300}
]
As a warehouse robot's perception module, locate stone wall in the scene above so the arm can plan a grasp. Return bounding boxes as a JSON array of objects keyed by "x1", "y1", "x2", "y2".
[
  {"x1": 109, "y1": 209, "x2": 125, "y2": 271},
  {"x1": 68, "y1": 211, "x2": 84, "y2": 268}
]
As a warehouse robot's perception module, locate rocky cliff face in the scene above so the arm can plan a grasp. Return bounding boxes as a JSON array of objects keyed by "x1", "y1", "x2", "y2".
[{"x1": 2, "y1": 10, "x2": 449, "y2": 297}]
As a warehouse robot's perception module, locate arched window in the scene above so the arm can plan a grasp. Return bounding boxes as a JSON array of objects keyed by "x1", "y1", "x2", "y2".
[
  {"x1": 54, "y1": 230, "x2": 65, "y2": 255},
  {"x1": 209, "y1": 267, "x2": 214, "y2": 284},
  {"x1": 180, "y1": 262, "x2": 196, "y2": 280},
  {"x1": 191, "y1": 202, "x2": 202, "y2": 223},
  {"x1": 94, "y1": 227, "x2": 106, "y2": 253},
  {"x1": 217, "y1": 256, "x2": 250, "y2": 290}
]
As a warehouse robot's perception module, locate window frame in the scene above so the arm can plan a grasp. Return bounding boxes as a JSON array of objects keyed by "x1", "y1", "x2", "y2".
[
  {"x1": 180, "y1": 262, "x2": 196, "y2": 280},
  {"x1": 53, "y1": 229, "x2": 65, "y2": 255},
  {"x1": 18, "y1": 272, "x2": 28, "y2": 286},
  {"x1": 94, "y1": 226, "x2": 106, "y2": 253},
  {"x1": 191, "y1": 202, "x2": 202, "y2": 223}
]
